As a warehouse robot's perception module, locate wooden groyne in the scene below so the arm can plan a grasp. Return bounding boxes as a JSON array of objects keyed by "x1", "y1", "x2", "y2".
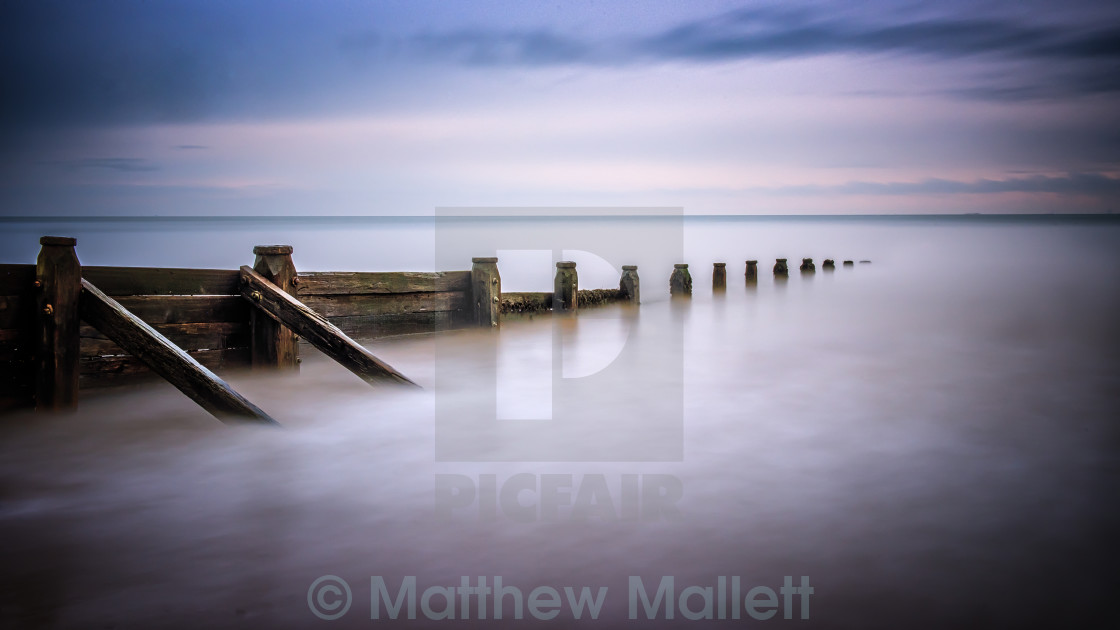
[{"x1": 1, "y1": 236, "x2": 867, "y2": 421}]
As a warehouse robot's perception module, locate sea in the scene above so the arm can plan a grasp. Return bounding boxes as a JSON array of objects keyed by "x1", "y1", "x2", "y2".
[{"x1": 1, "y1": 214, "x2": 1118, "y2": 628}]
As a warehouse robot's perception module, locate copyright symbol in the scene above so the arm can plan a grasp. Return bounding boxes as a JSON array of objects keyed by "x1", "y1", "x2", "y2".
[{"x1": 307, "y1": 575, "x2": 352, "y2": 620}]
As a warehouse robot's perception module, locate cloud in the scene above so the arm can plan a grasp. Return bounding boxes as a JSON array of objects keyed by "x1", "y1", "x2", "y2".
[
  {"x1": 49, "y1": 158, "x2": 160, "y2": 173},
  {"x1": 632, "y1": 8, "x2": 1120, "y2": 63},
  {"x1": 5, "y1": 2, "x2": 1119, "y2": 131},
  {"x1": 742, "y1": 173, "x2": 1120, "y2": 197}
]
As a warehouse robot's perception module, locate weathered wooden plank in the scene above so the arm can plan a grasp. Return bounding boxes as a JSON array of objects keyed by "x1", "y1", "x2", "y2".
[
  {"x1": 109, "y1": 295, "x2": 250, "y2": 324},
  {"x1": 241, "y1": 266, "x2": 417, "y2": 387},
  {"x1": 80, "y1": 348, "x2": 251, "y2": 389},
  {"x1": 82, "y1": 266, "x2": 241, "y2": 296},
  {"x1": 0, "y1": 264, "x2": 35, "y2": 295},
  {"x1": 80, "y1": 322, "x2": 249, "y2": 355},
  {"x1": 326, "y1": 312, "x2": 464, "y2": 340},
  {"x1": 0, "y1": 295, "x2": 34, "y2": 330},
  {"x1": 295, "y1": 270, "x2": 471, "y2": 296},
  {"x1": 79, "y1": 279, "x2": 276, "y2": 424},
  {"x1": 299, "y1": 291, "x2": 467, "y2": 319},
  {"x1": 36, "y1": 236, "x2": 81, "y2": 411}
]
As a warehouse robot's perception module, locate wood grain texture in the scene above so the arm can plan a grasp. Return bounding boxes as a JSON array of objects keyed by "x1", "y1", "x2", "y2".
[
  {"x1": 295, "y1": 270, "x2": 471, "y2": 296},
  {"x1": 241, "y1": 266, "x2": 418, "y2": 387},
  {"x1": 79, "y1": 279, "x2": 276, "y2": 424},
  {"x1": 326, "y1": 312, "x2": 464, "y2": 340},
  {"x1": 82, "y1": 266, "x2": 241, "y2": 296},
  {"x1": 109, "y1": 295, "x2": 250, "y2": 324},
  {"x1": 36, "y1": 239, "x2": 81, "y2": 411},
  {"x1": 250, "y1": 248, "x2": 299, "y2": 370},
  {"x1": 80, "y1": 348, "x2": 251, "y2": 389},
  {"x1": 81, "y1": 321, "x2": 249, "y2": 357},
  {"x1": 298, "y1": 291, "x2": 467, "y2": 319}
]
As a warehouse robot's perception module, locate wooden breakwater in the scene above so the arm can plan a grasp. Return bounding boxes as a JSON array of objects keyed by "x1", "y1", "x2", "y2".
[
  {"x1": 0, "y1": 238, "x2": 486, "y2": 419},
  {"x1": 1, "y1": 237, "x2": 862, "y2": 422}
]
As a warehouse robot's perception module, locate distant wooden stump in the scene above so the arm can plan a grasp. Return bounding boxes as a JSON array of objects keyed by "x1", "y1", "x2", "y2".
[
  {"x1": 712, "y1": 262, "x2": 726, "y2": 291},
  {"x1": 670, "y1": 264, "x2": 692, "y2": 296}
]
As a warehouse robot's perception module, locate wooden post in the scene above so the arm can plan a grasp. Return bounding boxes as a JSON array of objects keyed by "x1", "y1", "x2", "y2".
[
  {"x1": 250, "y1": 245, "x2": 299, "y2": 371},
  {"x1": 843, "y1": 260, "x2": 855, "y2": 267},
  {"x1": 712, "y1": 262, "x2": 726, "y2": 290},
  {"x1": 471, "y1": 257, "x2": 500, "y2": 327},
  {"x1": 670, "y1": 263, "x2": 692, "y2": 297},
  {"x1": 35, "y1": 236, "x2": 80, "y2": 412},
  {"x1": 773, "y1": 258, "x2": 789, "y2": 277},
  {"x1": 822, "y1": 259, "x2": 836, "y2": 270},
  {"x1": 80, "y1": 279, "x2": 277, "y2": 424},
  {"x1": 745, "y1": 260, "x2": 758, "y2": 284},
  {"x1": 800, "y1": 258, "x2": 816, "y2": 273},
  {"x1": 553, "y1": 261, "x2": 578, "y2": 311},
  {"x1": 619, "y1": 265, "x2": 640, "y2": 304}
]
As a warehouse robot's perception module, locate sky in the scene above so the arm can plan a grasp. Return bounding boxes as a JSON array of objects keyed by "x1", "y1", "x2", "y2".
[{"x1": 1, "y1": 0, "x2": 1119, "y2": 216}]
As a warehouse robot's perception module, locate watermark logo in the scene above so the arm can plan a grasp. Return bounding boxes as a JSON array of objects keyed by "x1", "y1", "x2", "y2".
[
  {"x1": 307, "y1": 575, "x2": 353, "y2": 621},
  {"x1": 305, "y1": 574, "x2": 813, "y2": 622},
  {"x1": 433, "y1": 207, "x2": 684, "y2": 462},
  {"x1": 433, "y1": 473, "x2": 683, "y2": 522}
]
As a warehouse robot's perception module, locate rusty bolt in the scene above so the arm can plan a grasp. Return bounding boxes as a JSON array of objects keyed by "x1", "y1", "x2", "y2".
[
  {"x1": 292, "y1": 276, "x2": 301, "y2": 285},
  {"x1": 32, "y1": 280, "x2": 42, "y2": 289},
  {"x1": 250, "y1": 290, "x2": 262, "y2": 301},
  {"x1": 296, "y1": 357, "x2": 302, "y2": 364},
  {"x1": 492, "y1": 296, "x2": 499, "y2": 303},
  {"x1": 491, "y1": 277, "x2": 498, "y2": 285},
  {"x1": 293, "y1": 334, "x2": 300, "y2": 341},
  {"x1": 42, "y1": 304, "x2": 53, "y2": 316}
]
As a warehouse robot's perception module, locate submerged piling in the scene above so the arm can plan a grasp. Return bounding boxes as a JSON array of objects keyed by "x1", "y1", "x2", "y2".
[
  {"x1": 712, "y1": 262, "x2": 726, "y2": 291},
  {"x1": 843, "y1": 260, "x2": 854, "y2": 267},
  {"x1": 670, "y1": 264, "x2": 692, "y2": 296},
  {"x1": 553, "y1": 261, "x2": 578, "y2": 311},
  {"x1": 745, "y1": 260, "x2": 758, "y2": 283},
  {"x1": 620, "y1": 265, "x2": 640, "y2": 304},
  {"x1": 800, "y1": 258, "x2": 815, "y2": 273},
  {"x1": 822, "y1": 259, "x2": 835, "y2": 270},
  {"x1": 773, "y1": 258, "x2": 789, "y2": 277}
]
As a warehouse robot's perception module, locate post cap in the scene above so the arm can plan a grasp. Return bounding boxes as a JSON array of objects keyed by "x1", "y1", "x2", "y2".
[
  {"x1": 40, "y1": 236, "x2": 76, "y2": 246},
  {"x1": 776, "y1": 258, "x2": 787, "y2": 262},
  {"x1": 674, "y1": 263, "x2": 689, "y2": 269},
  {"x1": 254, "y1": 245, "x2": 293, "y2": 255},
  {"x1": 713, "y1": 262, "x2": 726, "y2": 267},
  {"x1": 622, "y1": 265, "x2": 638, "y2": 270},
  {"x1": 472, "y1": 257, "x2": 498, "y2": 263},
  {"x1": 746, "y1": 260, "x2": 758, "y2": 265},
  {"x1": 556, "y1": 261, "x2": 577, "y2": 268},
  {"x1": 802, "y1": 258, "x2": 813, "y2": 263}
]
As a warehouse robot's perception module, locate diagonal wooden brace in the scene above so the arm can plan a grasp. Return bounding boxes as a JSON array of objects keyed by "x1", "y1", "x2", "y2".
[
  {"x1": 239, "y1": 266, "x2": 419, "y2": 388},
  {"x1": 79, "y1": 279, "x2": 277, "y2": 425}
]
